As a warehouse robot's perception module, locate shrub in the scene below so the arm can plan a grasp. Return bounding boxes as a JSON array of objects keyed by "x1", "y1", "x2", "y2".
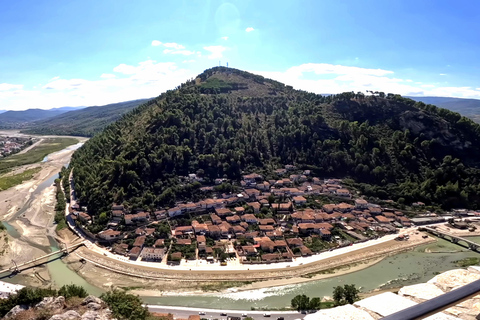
[
  {"x1": 0, "y1": 287, "x2": 57, "y2": 318},
  {"x1": 58, "y1": 284, "x2": 88, "y2": 299},
  {"x1": 101, "y1": 290, "x2": 149, "y2": 320}
]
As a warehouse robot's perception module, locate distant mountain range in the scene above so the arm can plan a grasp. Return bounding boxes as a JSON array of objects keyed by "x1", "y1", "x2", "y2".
[
  {"x1": 21, "y1": 99, "x2": 150, "y2": 137},
  {"x1": 0, "y1": 106, "x2": 84, "y2": 128},
  {"x1": 408, "y1": 96, "x2": 480, "y2": 123}
]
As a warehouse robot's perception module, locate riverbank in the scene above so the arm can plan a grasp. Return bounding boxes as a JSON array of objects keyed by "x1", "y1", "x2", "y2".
[
  {"x1": 0, "y1": 135, "x2": 86, "y2": 288},
  {"x1": 56, "y1": 229, "x2": 435, "y2": 295}
]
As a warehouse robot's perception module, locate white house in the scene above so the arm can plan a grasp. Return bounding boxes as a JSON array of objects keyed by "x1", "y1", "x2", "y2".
[
  {"x1": 168, "y1": 207, "x2": 183, "y2": 217},
  {"x1": 140, "y1": 247, "x2": 165, "y2": 261}
]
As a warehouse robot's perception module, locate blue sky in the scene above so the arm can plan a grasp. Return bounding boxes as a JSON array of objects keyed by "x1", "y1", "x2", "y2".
[{"x1": 1, "y1": 0, "x2": 480, "y2": 110}]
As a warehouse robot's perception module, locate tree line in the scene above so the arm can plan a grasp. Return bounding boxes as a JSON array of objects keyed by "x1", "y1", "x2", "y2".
[{"x1": 290, "y1": 284, "x2": 360, "y2": 311}]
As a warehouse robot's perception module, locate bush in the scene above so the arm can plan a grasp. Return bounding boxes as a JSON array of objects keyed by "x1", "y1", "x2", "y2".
[
  {"x1": 58, "y1": 284, "x2": 88, "y2": 299},
  {"x1": 0, "y1": 287, "x2": 57, "y2": 317},
  {"x1": 101, "y1": 290, "x2": 149, "y2": 320}
]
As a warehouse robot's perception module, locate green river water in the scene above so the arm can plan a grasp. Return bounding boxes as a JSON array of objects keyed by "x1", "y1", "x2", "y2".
[
  {"x1": 141, "y1": 237, "x2": 480, "y2": 309},
  {"x1": 1, "y1": 144, "x2": 480, "y2": 309}
]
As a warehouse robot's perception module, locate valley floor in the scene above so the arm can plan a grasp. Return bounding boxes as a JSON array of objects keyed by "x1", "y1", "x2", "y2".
[{"x1": 0, "y1": 134, "x2": 87, "y2": 288}]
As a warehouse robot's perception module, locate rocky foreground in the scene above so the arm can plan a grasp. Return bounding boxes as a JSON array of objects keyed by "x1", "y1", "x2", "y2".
[
  {"x1": 4, "y1": 295, "x2": 113, "y2": 320},
  {"x1": 305, "y1": 267, "x2": 480, "y2": 320}
]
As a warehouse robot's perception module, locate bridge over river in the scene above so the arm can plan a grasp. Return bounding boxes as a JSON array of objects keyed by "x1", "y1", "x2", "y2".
[
  {"x1": 420, "y1": 227, "x2": 480, "y2": 251},
  {"x1": 0, "y1": 240, "x2": 85, "y2": 276}
]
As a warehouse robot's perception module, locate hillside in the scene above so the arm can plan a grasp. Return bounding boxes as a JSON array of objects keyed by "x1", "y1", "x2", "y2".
[
  {"x1": 21, "y1": 99, "x2": 150, "y2": 137},
  {"x1": 71, "y1": 67, "x2": 480, "y2": 217},
  {"x1": 408, "y1": 96, "x2": 480, "y2": 123},
  {"x1": 0, "y1": 107, "x2": 80, "y2": 128}
]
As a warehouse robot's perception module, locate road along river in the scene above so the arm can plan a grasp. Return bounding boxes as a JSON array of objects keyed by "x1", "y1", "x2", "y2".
[{"x1": 1, "y1": 142, "x2": 480, "y2": 310}]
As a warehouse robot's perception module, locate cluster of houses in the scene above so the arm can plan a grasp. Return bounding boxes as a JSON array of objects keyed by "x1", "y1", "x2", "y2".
[
  {"x1": 0, "y1": 136, "x2": 32, "y2": 158},
  {"x1": 75, "y1": 166, "x2": 413, "y2": 265}
]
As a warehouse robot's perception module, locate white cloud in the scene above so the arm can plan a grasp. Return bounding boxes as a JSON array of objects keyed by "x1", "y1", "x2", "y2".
[
  {"x1": 0, "y1": 83, "x2": 23, "y2": 91},
  {"x1": 0, "y1": 60, "x2": 197, "y2": 110},
  {"x1": 254, "y1": 63, "x2": 480, "y2": 99},
  {"x1": 287, "y1": 63, "x2": 393, "y2": 77},
  {"x1": 245, "y1": 27, "x2": 254, "y2": 32},
  {"x1": 113, "y1": 64, "x2": 138, "y2": 75},
  {"x1": 43, "y1": 78, "x2": 90, "y2": 90},
  {"x1": 221, "y1": 36, "x2": 228, "y2": 40},
  {"x1": 182, "y1": 60, "x2": 195, "y2": 63},
  {"x1": 439, "y1": 73, "x2": 447, "y2": 76},
  {"x1": 163, "y1": 42, "x2": 185, "y2": 50},
  {"x1": 203, "y1": 45, "x2": 226, "y2": 59},
  {"x1": 163, "y1": 49, "x2": 196, "y2": 56},
  {"x1": 100, "y1": 73, "x2": 116, "y2": 79},
  {"x1": 426, "y1": 86, "x2": 480, "y2": 98},
  {"x1": 153, "y1": 41, "x2": 195, "y2": 55}
]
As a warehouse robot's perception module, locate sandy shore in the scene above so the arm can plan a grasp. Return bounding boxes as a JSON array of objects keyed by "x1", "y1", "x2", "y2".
[{"x1": 0, "y1": 134, "x2": 86, "y2": 288}]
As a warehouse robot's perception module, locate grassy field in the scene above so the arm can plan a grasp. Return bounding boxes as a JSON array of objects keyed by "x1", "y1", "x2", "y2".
[
  {"x1": 454, "y1": 257, "x2": 480, "y2": 267},
  {"x1": 0, "y1": 167, "x2": 42, "y2": 191},
  {"x1": 0, "y1": 137, "x2": 78, "y2": 173}
]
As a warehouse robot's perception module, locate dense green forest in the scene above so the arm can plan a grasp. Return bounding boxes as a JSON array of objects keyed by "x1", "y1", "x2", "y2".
[
  {"x1": 21, "y1": 99, "x2": 149, "y2": 137},
  {"x1": 70, "y1": 67, "x2": 480, "y2": 218}
]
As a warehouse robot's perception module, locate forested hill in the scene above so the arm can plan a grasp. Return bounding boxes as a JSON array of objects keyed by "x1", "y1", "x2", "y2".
[
  {"x1": 21, "y1": 99, "x2": 149, "y2": 137},
  {"x1": 71, "y1": 67, "x2": 480, "y2": 217}
]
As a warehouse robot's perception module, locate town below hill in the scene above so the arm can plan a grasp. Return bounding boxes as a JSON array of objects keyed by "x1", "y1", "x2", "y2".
[
  {"x1": 70, "y1": 165, "x2": 415, "y2": 266},
  {"x1": 0, "y1": 135, "x2": 34, "y2": 158}
]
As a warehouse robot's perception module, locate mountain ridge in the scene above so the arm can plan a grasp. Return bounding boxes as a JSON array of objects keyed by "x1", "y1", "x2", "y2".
[
  {"x1": 407, "y1": 96, "x2": 480, "y2": 123},
  {"x1": 21, "y1": 98, "x2": 150, "y2": 137},
  {"x1": 0, "y1": 107, "x2": 83, "y2": 128}
]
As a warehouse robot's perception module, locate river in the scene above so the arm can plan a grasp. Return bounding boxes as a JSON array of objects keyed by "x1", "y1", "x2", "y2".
[
  {"x1": 2, "y1": 143, "x2": 480, "y2": 309},
  {"x1": 1, "y1": 141, "x2": 102, "y2": 297},
  {"x1": 140, "y1": 237, "x2": 480, "y2": 309}
]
